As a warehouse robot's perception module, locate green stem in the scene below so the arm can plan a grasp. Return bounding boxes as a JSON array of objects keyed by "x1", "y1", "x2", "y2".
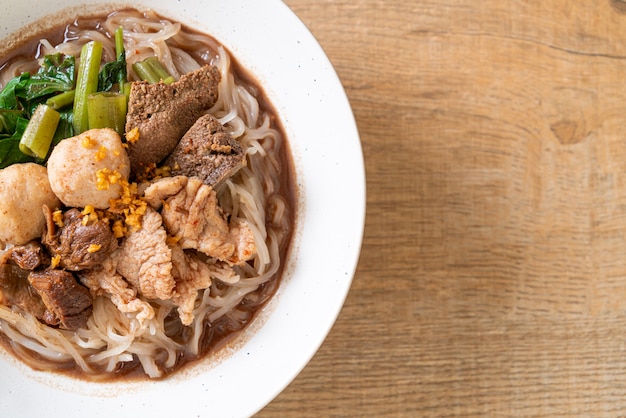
[
  {"x1": 132, "y1": 57, "x2": 175, "y2": 84},
  {"x1": 46, "y1": 90, "x2": 75, "y2": 110},
  {"x1": 114, "y1": 27, "x2": 127, "y2": 87},
  {"x1": 73, "y1": 41, "x2": 103, "y2": 134},
  {"x1": 19, "y1": 104, "x2": 61, "y2": 159},
  {"x1": 87, "y1": 92, "x2": 127, "y2": 136},
  {"x1": 122, "y1": 81, "x2": 132, "y2": 102}
]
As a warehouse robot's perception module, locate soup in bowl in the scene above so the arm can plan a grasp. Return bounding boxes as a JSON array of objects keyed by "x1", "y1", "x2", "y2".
[{"x1": 0, "y1": 1, "x2": 364, "y2": 416}]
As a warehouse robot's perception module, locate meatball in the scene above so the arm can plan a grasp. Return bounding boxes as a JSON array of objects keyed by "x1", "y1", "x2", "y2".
[
  {"x1": 47, "y1": 128, "x2": 130, "y2": 209},
  {"x1": 0, "y1": 163, "x2": 61, "y2": 248}
]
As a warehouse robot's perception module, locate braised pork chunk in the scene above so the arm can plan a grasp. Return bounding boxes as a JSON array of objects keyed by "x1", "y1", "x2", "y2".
[
  {"x1": 164, "y1": 114, "x2": 245, "y2": 187},
  {"x1": 28, "y1": 270, "x2": 92, "y2": 331}
]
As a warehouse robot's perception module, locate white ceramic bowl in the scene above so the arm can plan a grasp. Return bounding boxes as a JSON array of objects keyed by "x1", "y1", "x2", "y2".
[{"x1": 0, "y1": 1, "x2": 365, "y2": 417}]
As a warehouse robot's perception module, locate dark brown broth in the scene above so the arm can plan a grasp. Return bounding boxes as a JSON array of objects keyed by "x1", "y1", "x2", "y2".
[{"x1": 0, "y1": 8, "x2": 296, "y2": 381}]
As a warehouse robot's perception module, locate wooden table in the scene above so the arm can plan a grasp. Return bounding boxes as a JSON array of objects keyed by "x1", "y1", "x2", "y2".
[{"x1": 258, "y1": 1, "x2": 626, "y2": 416}]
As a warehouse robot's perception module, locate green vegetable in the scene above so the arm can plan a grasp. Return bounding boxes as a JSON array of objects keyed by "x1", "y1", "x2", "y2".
[
  {"x1": 0, "y1": 32, "x2": 130, "y2": 168},
  {"x1": 98, "y1": 27, "x2": 127, "y2": 92},
  {"x1": 122, "y1": 81, "x2": 132, "y2": 101},
  {"x1": 0, "y1": 74, "x2": 31, "y2": 134},
  {"x1": 0, "y1": 109, "x2": 24, "y2": 136},
  {"x1": 0, "y1": 54, "x2": 76, "y2": 167},
  {"x1": 97, "y1": 56, "x2": 126, "y2": 92},
  {"x1": 115, "y1": 27, "x2": 125, "y2": 60},
  {"x1": 18, "y1": 104, "x2": 61, "y2": 159},
  {"x1": 0, "y1": 117, "x2": 35, "y2": 167},
  {"x1": 87, "y1": 92, "x2": 126, "y2": 136},
  {"x1": 132, "y1": 57, "x2": 175, "y2": 84},
  {"x1": 0, "y1": 55, "x2": 75, "y2": 133},
  {"x1": 23, "y1": 54, "x2": 75, "y2": 103},
  {"x1": 115, "y1": 26, "x2": 127, "y2": 87},
  {"x1": 73, "y1": 41, "x2": 103, "y2": 134},
  {"x1": 50, "y1": 110, "x2": 74, "y2": 154},
  {"x1": 46, "y1": 90, "x2": 75, "y2": 110},
  {"x1": 0, "y1": 74, "x2": 29, "y2": 112}
]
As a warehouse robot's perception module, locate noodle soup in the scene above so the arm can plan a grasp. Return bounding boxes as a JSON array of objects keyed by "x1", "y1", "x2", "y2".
[{"x1": 0, "y1": 8, "x2": 296, "y2": 380}]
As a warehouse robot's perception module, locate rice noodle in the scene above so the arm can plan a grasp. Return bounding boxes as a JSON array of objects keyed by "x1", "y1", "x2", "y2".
[{"x1": 0, "y1": 9, "x2": 293, "y2": 379}]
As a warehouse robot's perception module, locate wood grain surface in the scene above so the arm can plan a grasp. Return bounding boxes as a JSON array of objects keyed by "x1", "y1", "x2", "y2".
[{"x1": 257, "y1": 1, "x2": 626, "y2": 416}]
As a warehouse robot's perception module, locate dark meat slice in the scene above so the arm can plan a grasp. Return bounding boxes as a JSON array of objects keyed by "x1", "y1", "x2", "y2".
[
  {"x1": 42, "y1": 206, "x2": 118, "y2": 271},
  {"x1": 28, "y1": 270, "x2": 92, "y2": 330},
  {"x1": 125, "y1": 65, "x2": 221, "y2": 174},
  {"x1": 0, "y1": 255, "x2": 46, "y2": 319},
  {"x1": 164, "y1": 114, "x2": 246, "y2": 187},
  {"x1": 8, "y1": 241, "x2": 50, "y2": 270}
]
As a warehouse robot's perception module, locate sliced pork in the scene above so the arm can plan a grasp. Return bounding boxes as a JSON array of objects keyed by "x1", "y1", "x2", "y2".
[
  {"x1": 79, "y1": 257, "x2": 154, "y2": 323},
  {"x1": 116, "y1": 207, "x2": 175, "y2": 300},
  {"x1": 170, "y1": 245, "x2": 238, "y2": 325},
  {"x1": 143, "y1": 176, "x2": 256, "y2": 265}
]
